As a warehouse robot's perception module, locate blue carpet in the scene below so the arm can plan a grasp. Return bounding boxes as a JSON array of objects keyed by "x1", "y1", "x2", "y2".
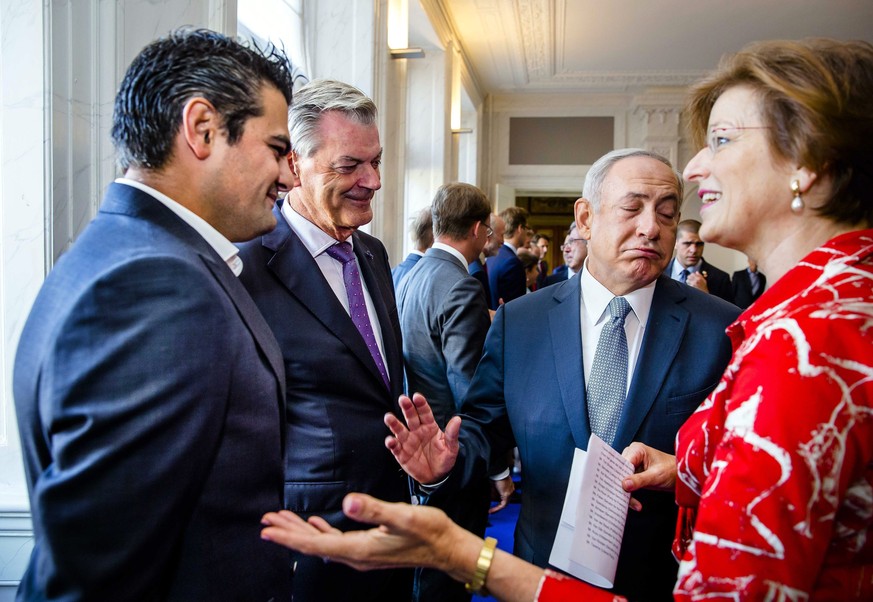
[{"x1": 474, "y1": 501, "x2": 520, "y2": 602}]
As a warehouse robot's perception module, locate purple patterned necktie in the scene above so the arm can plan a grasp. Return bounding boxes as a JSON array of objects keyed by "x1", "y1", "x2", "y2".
[{"x1": 326, "y1": 242, "x2": 390, "y2": 389}]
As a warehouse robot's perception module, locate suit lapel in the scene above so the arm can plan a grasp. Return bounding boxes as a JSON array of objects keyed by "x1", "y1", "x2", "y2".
[
  {"x1": 614, "y1": 277, "x2": 688, "y2": 448},
  {"x1": 547, "y1": 277, "x2": 591, "y2": 449},
  {"x1": 262, "y1": 216, "x2": 392, "y2": 395},
  {"x1": 353, "y1": 232, "x2": 403, "y2": 395},
  {"x1": 203, "y1": 258, "x2": 287, "y2": 402}
]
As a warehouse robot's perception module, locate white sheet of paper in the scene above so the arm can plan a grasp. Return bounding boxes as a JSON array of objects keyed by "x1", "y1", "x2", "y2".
[{"x1": 548, "y1": 434, "x2": 634, "y2": 588}]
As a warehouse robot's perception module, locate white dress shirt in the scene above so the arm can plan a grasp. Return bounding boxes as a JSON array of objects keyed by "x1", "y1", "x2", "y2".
[
  {"x1": 116, "y1": 178, "x2": 244, "y2": 276},
  {"x1": 281, "y1": 201, "x2": 387, "y2": 364},
  {"x1": 579, "y1": 260, "x2": 656, "y2": 394}
]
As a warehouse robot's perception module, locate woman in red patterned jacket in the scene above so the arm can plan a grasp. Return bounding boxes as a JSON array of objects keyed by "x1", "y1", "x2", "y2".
[{"x1": 260, "y1": 38, "x2": 873, "y2": 602}]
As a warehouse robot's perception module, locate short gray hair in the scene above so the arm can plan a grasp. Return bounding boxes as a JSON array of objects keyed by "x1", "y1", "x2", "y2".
[
  {"x1": 289, "y1": 79, "x2": 378, "y2": 158},
  {"x1": 582, "y1": 148, "x2": 683, "y2": 212}
]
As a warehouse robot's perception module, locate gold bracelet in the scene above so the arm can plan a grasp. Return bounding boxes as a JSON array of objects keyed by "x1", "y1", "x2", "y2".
[{"x1": 465, "y1": 536, "x2": 497, "y2": 596}]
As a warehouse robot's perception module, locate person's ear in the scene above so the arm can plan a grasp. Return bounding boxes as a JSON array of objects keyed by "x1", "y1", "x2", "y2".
[
  {"x1": 288, "y1": 151, "x2": 303, "y2": 187},
  {"x1": 574, "y1": 197, "x2": 593, "y2": 240},
  {"x1": 470, "y1": 220, "x2": 482, "y2": 240},
  {"x1": 793, "y1": 166, "x2": 818, "y2": 195},
  {"x1": 182, "y1": 97, "x2": 218, "y2": 160}
]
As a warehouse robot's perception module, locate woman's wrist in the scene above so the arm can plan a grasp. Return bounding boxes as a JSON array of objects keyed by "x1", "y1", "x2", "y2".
[{"x1": 442, "y1": 525, "x2": 486, "y2": 584}]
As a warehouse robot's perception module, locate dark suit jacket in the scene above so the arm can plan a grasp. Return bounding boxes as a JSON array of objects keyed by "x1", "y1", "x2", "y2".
[
  {"x1": 237, "y1": 205, "x2": 412, "y2": 602},
  {"x1": 452, "y1": 275, "x2": 740, "y2": 600},
  {"x1": 468, "y1": 257, "x2": 491, "y2": 305},
  {"x1": 485, "y1": 244, "x2": 526, "y2": 309},
  {"x1": 732, "y1": 268, "x2": 766, "y2": 309},
  {"x1": 13, "y1": 183, "x2": 291, "y2": 601},
  {"x1": 544, "y1": 267, "x2": 570, "y2": 287},
  {"x1": 668, "y1": 258, "x2": 734, "y2": 304},
  {"x1": 392, "y1": 252, "x2": 422, "y2": 289},
  {"x1": 397, "y1": 247, "x2": 492, "y2": 602}
]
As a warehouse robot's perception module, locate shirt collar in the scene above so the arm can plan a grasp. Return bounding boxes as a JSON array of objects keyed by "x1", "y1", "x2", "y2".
[
  {"x1": 503, "y1": 242, "x2": 517, "y2": 253},
  {"x1": 671, "y1": 258, "x2": 701, "y2": 279},
  {"x1": 281, "y1": 200, "x2": 349, "y2": 257},
  {"x1": 580, "y1": 260, "x2": 656, "y2": 327},
  {"x1": 115, "y1": 178, "x2": 243, "y2": 276},
  {"x1": 431, "y1": 242, "x2": 468, "y2": 268}
]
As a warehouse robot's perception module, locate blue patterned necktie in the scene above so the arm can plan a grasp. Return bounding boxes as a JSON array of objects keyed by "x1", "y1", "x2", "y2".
[
  {"x1": 679, "y1": 268, "x2": 689, "y2": 283},
  {"x1": 587, "y1": 296, "x2": 631, "y2": 446},
  {"x1": 326, "y1": 242, "x2": 390, "y2": 389}
]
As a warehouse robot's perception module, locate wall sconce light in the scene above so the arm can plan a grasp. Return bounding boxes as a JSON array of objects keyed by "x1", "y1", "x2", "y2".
[
  {"x1": 388, "y1": 0, "x2": 424, "y2": 59},
  {"x1": 452, "y1": 128, "x2": 473, "y2": 134}
]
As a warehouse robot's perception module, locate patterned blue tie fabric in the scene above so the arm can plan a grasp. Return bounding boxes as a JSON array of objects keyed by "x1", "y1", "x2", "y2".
[
  {"x1": 587, "y1": 296, "x2": 631, "y2": 446},
  {"x1": 679, "y1": 268, "x2": 689, "y2": 283},
  {"x1": 325, "y1": 242, "x2": 390, "y2": 389}
]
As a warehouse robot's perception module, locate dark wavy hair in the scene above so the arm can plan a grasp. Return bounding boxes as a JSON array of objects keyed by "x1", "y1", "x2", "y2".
[
  {"x1": 686, "y1": 38, "x2": 873, "y2": 227},
  {"x1": 111, "y1": 28, "x2": 294, "y2": 171}
]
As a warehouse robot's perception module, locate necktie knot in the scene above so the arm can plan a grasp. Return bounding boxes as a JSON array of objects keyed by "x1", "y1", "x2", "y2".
[
  {"x1": 679, "y1": 268, "x2": 690, "y2": 283},
  {"x1": 326, "y1": 242, "x2": 355, "y2": 264},
  {"x1": 609, "y1": 296, "x2": 631, "y2": 322}
]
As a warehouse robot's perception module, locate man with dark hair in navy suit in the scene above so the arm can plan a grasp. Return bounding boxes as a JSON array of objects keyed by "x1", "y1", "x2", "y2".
[
  {"x1": 13, "y1": 28, "x2": 295, "y2": 601},
  {"x1": 667, "y1": 219, "x2": 735, "y2": 304},
  {"x1": 485, "y1": 206, "x2": 529, "y2": 308},
  {"x1": 385, "y1": 148, "x2": 741, "y2": 601}
]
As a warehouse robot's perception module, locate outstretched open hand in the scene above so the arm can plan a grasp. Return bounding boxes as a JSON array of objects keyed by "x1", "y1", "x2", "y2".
[
  {"x1": 260, "y1": 493, "x2": 469, "y2": 576},
  {"x1": 384, "y1": 393, "x2": 460, "y2": 484}
]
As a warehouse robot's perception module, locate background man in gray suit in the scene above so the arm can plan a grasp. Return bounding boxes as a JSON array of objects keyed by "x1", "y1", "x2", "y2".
[
  {"x1": 13, "y1": 29, "x2": 294, "y2": 600},
  {"x1": 396, "y1": 182, "x2": 503, "y2": 602}
]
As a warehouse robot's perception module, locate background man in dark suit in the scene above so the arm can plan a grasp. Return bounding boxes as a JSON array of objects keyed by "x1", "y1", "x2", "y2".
[
  {"x1": 12, "y1": 29, "x2": 295, "y2": 601},
  {"x1": 545, "y1": 222, "x2": 587, "y2": 286},
  {"x1": 396, "y1": 182, "x2": 505, "y2": 602},
  {"x1": 468, "y1": 212, "x2": 504, "y2": 305},
  {"x1": 732, "y1": 257, "x2": 766, "y2": 309},
  {"x1": 237, "y1": 79, "x2": 412, "y2": 602},
  {"x1": 485, "y1": 206, "x2": 529, "y2": 308},
  {"x1": 392, "y1": 205, "x2": 433, "y2": 289},
  {"x1": 385, "y1": 149, "x2": 741, "y2": 601},
  {"x1": 667, "y1": 218, "x2": 735, "y2": 303}
]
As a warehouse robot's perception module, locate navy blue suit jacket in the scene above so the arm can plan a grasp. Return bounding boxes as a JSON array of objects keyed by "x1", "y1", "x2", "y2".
[
  {"x1": 13, "y1": 183, "x2": 291, "y2": 601},
  {"x1": 485, "y1": 244, "x2": 526, "y2": 309},
  {"x1": 237, "y1": 205, "x2": 411, "y2": 601},
  {"x1": 392, "y1": 252, "x2": 422, "y2": 289},
  {"x1": 453, "y1": 274, "x2": 740, "y2": 599}
]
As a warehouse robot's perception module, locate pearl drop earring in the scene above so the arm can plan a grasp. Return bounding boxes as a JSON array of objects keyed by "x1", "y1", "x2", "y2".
[{"x1": 790, "y1": 180, "x2": 804, "y2": 213}]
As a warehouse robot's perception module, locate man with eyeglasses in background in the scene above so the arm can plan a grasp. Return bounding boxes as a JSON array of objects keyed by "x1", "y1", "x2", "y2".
[{"x1": 545, "y1": 221, "x2": 588, "y2": 286}]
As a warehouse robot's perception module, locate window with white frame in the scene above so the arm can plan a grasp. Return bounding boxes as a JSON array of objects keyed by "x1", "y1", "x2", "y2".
[{"x1": 238, "y1": 0, "x2": 310, "y2": 90}]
